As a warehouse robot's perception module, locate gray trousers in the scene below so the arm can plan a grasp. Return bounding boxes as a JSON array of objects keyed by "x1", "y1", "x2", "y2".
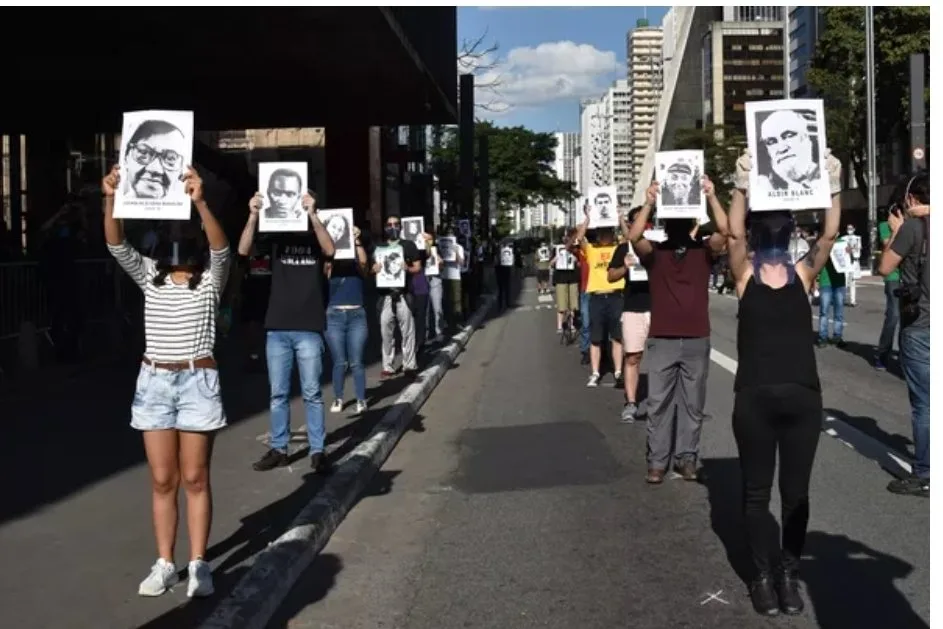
[
  {"x1": 380, "y1": 295, "x2": 417, "y2": 372},
  {"x1": 427, "y1": 276, "x2": 446, "y2": 339},
  {"x1": 645, "y1": 336, "x2": 711, "y2": 470}
]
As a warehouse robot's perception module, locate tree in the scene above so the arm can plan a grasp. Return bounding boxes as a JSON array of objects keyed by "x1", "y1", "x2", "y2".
[
  {"x1": 430, "y1": 122, "x2": 578, "y2": 237},
  {"x1": 457, "y1": 29, "x2": 507, "y2": 114},
  {"x1": 672, "y1": 124, "x2": 747, "y2": 208},
  {"x1": 807, "y1": 6, "x2": 930, "y2": 200}
]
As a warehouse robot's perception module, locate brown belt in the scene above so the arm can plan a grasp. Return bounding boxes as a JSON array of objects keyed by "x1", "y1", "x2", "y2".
[{"x1": 142, "y1": 356, "x2": 217, "y2": 371}]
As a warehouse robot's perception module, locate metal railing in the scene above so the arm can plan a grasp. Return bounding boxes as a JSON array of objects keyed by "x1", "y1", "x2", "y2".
[{"x1": 0, "y1": 258, "x2": 127, "y2": 341}]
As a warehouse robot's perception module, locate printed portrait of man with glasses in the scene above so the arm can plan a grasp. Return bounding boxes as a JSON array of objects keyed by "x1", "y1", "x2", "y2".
[{"x1": 121, "y1": 119, "x2": 187, "y2": 201}]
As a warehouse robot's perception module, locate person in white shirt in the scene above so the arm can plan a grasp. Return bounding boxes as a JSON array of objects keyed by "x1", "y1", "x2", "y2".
[{"x1": 438, "y1": 226, "x2": 466, "y2": 328}]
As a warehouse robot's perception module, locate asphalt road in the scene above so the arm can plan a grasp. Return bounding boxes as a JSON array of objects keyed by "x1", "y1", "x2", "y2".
[{"x1": 272, "y1": 277, "x2": 929, "y2": 629}]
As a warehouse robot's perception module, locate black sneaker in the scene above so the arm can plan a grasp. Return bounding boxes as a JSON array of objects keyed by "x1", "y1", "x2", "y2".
[
  {"x1": 613, "y1": 371, "x2": 624, "y2": 389},
  {"x1": 887, "y1": 475, "x2": 929, "y2": 497},
  {"x1": 310, "y1": 452, "x2": 332, "y2": 475},
  {"x1": 580, "y1": 352, "x2": 590, "y2": 366},
  {"x1": 830, "y1": 337, "x2": 847, "y2": 350},
  {"x1": 775, "y1": 568, "x2": 804, "y2": 615},
  {"x1": 749, "y1": 573, "x2": 780, "y2": 616},
  {"x1": 252, "y1": 448, "x2": 289, "y2": 471},
  {"x1": 815, "y1": 338, "x2": 829, "y2": 348}
]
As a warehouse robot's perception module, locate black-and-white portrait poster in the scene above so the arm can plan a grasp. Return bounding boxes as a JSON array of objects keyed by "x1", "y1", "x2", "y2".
[
  {"x1": 587, "y1": 186, "x2": 618, "y2": 228},
  {"x1": 258, "y1": 162, "x2": 308, "y2": 232},
  {"x1": 500, "y1": 245, "x2": 515, "y2": 267},
  {"x1": 655, "y1": 150, "x2": 704, "y2": 219},
  {"x1": 424, "y1": 247, "x2": 440, "y2": 276},
  {"x1": 458, "y1": 219, "x2": 471, "y2": 238},
  {"x1": 746, "y1": 98, "x2": 831, "y2": 212},
  {"x1": 554, "y1": 245, "x2": 575, "y2": 271},
  {"x1": 437, "y1": 236, "x2": 457, "y2": 262},
  {"x1": 829, "y1": 240, "x2": 853, "y2": 274},
  {"x1": 374, "y1": 244, "x2": 406, "y2": 289},
  {"x1": 401, "y1": 216, "x2": 426, "y2": 250},
  {"x1": 114, "y1": 110, "x2": 194, "y2": 220},
  {"x1": 629, "y1": 229, "x2": 666, "y2": 282},
  {"x1": 318, "y1": 207, "x2": 355, "y2": 260}
]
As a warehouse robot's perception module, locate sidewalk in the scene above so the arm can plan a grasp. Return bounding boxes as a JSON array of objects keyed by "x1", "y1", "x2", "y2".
[{"x1": 0, "y1": 321, "x2": 455, "y2": 629}]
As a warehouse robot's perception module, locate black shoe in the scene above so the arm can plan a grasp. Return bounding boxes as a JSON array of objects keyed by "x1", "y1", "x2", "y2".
[
  {"x1": 887, "y1": 475, "x2": 930, "y2": 497},
  {"x1": 831, "y1": 337, "x2": 847, "y2": 350},
  {"x1": 580, "y1": 352, "x2": 590, "y2": 365},
  {"x1": 310, "y1": 452, "x2": 332, "y2": 475},
  {"x1": 815, "y1": 338, "x2": 829, "y2": 348},
  {"x1": 253, "y1": 448, "x2": 289, "y2": 471},
  {"x1": 614, "y1": 372, "x2": 624, "y2": 389},
  {"x1": 775, "y1": 568, "x2": 804, "y2": 615},
  {"x1": 749, "y1": 573, "x2": 780, "y2": 616}
]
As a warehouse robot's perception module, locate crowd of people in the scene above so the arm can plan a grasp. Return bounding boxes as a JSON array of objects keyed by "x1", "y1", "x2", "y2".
[
  {"x1": 531, "y1": 151, "x2": 930, "y2": 616},
  {"x1": 97, "y1": 135, "x2": 929, "y2": 614}
]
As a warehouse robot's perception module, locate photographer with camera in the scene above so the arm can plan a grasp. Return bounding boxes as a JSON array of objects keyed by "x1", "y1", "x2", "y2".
[{"x1": 878, "y1": 172, "x2": 930, "y2": 498}]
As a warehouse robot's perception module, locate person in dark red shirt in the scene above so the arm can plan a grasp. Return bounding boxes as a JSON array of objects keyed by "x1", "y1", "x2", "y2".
[{"x1": 627, "y1": 178, "x2": 729, "y2": 484}]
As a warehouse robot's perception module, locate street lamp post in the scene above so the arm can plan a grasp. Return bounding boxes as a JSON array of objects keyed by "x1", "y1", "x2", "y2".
[{"x1": 865, "y1": 6, "x2": 878, "y2": 272}]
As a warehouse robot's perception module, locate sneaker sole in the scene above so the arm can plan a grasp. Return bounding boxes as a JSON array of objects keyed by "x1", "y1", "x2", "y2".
[
  {"x1": 187, "y1": 584, "x2": 215, "y2": 598},
  {"x1": 139, "y1": 576, "x2": 179, "y2": 597}
]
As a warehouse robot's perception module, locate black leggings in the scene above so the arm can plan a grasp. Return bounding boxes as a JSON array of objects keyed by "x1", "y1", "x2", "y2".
[{"x1": 732, "y1": 383, "x2": 822, "y2": 575}]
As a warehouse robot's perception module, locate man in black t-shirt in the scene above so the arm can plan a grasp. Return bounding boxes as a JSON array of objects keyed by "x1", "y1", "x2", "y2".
[
  {"x1": 372, "y1": 214, "x2": 426, "y2": 378},
  {"x1": 608, "y1": 207, "x2": 652, "y2": 423},
  {"x1": 237, "y1": 190, "x2": 337, "y2": 474}
]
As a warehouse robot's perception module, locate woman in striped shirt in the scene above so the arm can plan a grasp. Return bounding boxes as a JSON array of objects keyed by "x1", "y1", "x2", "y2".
[{"x1": 102, "y1": 164, "x2": 231, "y2": 600}]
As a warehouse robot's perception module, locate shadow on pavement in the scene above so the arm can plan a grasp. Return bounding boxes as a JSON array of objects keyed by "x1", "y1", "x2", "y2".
[
  {"x1": 134, "y1": 469, "x2": 402, "y2": 629},
  {"x1": 802, "y1": 531, "x2": 929, "y2": 629},
  {"x1": 700, "y1": 457, "x2": 928, "y2": 629},
  {"x1": 836, "y1": 339, "x2": 904, "y2": 380},
  {"x1": 825, "y1": 407, "x2": 914, "y2": 459}
]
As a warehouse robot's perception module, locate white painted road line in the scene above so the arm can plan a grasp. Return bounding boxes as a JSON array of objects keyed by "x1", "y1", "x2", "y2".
[{"x1": 708, "y1": 347, "x2": 912, "y2": 479}]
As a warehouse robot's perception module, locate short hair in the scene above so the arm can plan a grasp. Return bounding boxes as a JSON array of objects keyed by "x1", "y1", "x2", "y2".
[
  {"x1": 268, "y1": 168, "x2": 303, "y2": 192},
  {"x1": 127, "y1": 119, "x2": 183, "y2": 150},
  {"x1": 595, "y1": 192, "x2": 612, "y2": 202},
  {"x1": 627, "y1": 205, "x2": 644, "y2": 223},
  {"x1": 906, "y1": 172, "x2": 930, "y2": 205}
]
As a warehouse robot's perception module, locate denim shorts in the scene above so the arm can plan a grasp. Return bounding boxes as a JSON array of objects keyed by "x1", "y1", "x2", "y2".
[{"x1": 130, "y1": 363, "x2": 227, "y2": 432}]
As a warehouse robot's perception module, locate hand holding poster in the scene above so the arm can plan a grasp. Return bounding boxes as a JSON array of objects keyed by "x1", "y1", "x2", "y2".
[
  {"x1": 745, "y1": 99, "x2": 831, "y2": 212},
  {"x1": 425, "y1": 247, "x2": 441, "y2": 276},
  {"x1": 114, "y1": 110, "x2": 194, "y2": 220},
  {"x1": 374, "y1": 244, "x2": 406, "y2": 288},
  {"x1": 402, "y1": 217, "x2": 426, "y2": 250},
  {"x1": 588, "y1": 185, "x2": 619, "y2": 228},
  {"x1": 655, "y1": 150, "x2": 705, "y2": 219},
  {"x1": 318, "y1": 207, "x2": 355, "y2": 260}
]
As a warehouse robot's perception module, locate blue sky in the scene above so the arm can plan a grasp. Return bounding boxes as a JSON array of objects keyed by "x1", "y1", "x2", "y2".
[{"x1": 458, "y1": 6, "x2": 669, "y2": 133}]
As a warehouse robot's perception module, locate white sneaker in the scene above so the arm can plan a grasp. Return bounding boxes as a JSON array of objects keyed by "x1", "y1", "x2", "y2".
[
  {"x1": 355, "y1": 400, "x2": 368, "y2": 414},
  {"x1": 138, "y1": 558, "x2": 179, "y2": 596},
  {"x1": 587, "y1": 373, "x2": 600, "y2": 387},
  {"x1": 330, "y1": 399, "x2": 344, "y2": 413},
  {"x1": 187, "y1": 559, "x2": 214, "y2": 598}
]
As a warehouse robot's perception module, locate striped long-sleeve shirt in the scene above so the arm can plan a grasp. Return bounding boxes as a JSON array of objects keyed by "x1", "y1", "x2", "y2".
[{"x1": 108, "y1": 241, "x2": 231, "y2": 362}]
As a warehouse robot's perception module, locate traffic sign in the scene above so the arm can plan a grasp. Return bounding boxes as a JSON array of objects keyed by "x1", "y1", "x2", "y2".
[{"x1": 913, "y1": 147, "x2": 925, "y2": 161}]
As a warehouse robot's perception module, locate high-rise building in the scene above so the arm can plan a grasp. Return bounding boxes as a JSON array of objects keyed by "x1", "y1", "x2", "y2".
[
  {"x1": 702, "y1": 16, "x2": 786, "y2": 131},
  {"x1": 552, "y1": 131, "x2": 581, "y2": 227},
  {"x1": 627, "y1": 20, "x2": 664, "y2": 195},
  {"x1": 723, "y1": 6, "x2": 783, "y2": 22},
  {"x1": 788, "y1": 6, "x2": 824, "y2": 97},
  {"x1": 579, "y1": 79, "x2": 632, "y2": 207}
]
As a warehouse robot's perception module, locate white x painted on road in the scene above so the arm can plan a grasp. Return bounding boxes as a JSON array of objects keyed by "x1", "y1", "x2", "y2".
[{"x1": 700, "y1": 590, "x2": 730, "y2": 606}]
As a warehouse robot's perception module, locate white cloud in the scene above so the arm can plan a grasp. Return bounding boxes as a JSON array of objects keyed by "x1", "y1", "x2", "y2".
[{"x1": 460, "y1": 41, "x2": 620, "y2": 117}]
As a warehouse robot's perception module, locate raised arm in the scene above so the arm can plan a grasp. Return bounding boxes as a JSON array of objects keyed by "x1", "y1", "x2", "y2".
[
  {"x1": 627, "y1": 181, "x2": 658, "y2": 258},
  {"x1": 704, "y1": 176, "x2": 729, "y2": 255},
  {"x1": 237, "y1": 193, "x2": 262, "y2": 256},
  {"x1": 571, "y1": 203, "x2": 591, "y2": 247},
  {"x1": 304, "y1": 192, "x2": 336, "y2": 258},
  {"x1": 796, "y1": 151, "x2": 842, "y2": 291},
  {"x1": 101, "y1": 164, "x2": 151, "y2": 289},
  {"x1": 184, "y1": 166, "x2": 230, "y2": 291},
  {"x1": 727, "y1": 151, "x2": 752, "y2": 289}
]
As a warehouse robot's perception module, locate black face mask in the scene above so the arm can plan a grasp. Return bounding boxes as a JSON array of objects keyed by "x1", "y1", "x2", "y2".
[{"x1": 385, "y1": 226, "x2": 400, "y2": 241}]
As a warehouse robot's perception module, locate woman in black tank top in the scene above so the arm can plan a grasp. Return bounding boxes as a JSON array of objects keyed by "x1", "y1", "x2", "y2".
[{"x1": 727, "y1": 149, "x2": 843, "y2": 617}]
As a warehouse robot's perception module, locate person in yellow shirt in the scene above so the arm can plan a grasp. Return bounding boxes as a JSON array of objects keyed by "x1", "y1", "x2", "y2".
[{"x1": 572, "y1": 205, "x2": 625, "y2": 387}]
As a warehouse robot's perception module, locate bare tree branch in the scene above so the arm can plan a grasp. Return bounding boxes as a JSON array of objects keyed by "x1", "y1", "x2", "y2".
[{"x1": 457, "y1": 28, "x2": 507, "y2": 112}]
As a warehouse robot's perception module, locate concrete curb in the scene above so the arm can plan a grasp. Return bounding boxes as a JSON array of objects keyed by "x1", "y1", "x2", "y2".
[{"x1": 199, "y1": 294, "x2": 497, "y2": 629}]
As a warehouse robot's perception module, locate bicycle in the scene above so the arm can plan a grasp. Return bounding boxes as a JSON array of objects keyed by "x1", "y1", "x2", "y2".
[{"x1": 560, "y1": 309, "x2": 578, "y2": 346}]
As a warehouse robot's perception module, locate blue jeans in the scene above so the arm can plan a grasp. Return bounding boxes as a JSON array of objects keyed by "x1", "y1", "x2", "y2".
[
  {"x1": 324, "y1": 307, "x2": 368, "y2": 403},
  {"x1": 877, "y1": 281, "x2": 900, "y2": 359},
  {"x1": 266, "y1": 330, "x2": 326, "y2": 454},
  {"x1": 818, "y1": 286, "x2": 845, "y2": 340},
  {"x1": 899, "y1": 326, "x2": 930, "y2": 479},
  {"x1": 580, "y1": 291, "x2": 591, "y2": 353}
]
